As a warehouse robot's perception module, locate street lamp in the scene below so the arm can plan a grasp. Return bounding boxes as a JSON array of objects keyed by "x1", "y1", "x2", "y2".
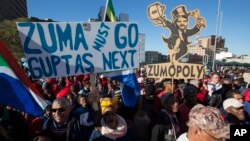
[{"x1": 212, "y1": 0, "x2": 221, "y2": 71}]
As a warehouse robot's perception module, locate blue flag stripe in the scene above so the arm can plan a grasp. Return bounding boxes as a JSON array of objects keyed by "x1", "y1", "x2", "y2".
[{"x1": 0, "y1": 73, "x2": 45, "y2": 116}]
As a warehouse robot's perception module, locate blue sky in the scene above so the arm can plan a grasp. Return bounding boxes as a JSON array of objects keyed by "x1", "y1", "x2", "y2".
[{"x1": 27, "y1": 0, "x2": 250, "y2": 56}]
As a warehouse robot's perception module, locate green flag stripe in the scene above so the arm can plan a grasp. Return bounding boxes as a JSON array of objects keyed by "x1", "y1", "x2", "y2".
[
  {"x1": 107, "y1": 9, "x2": 116, "y2": 22},
  {"x1": 108, "y1": 0, "x2": 115, "y2": 16},
  {"x1": 0, "y1": 55, "x2": 9, "y2": 67},
  {"x1": 106, "y1": 0, "x2": 116, "y2": 22}
]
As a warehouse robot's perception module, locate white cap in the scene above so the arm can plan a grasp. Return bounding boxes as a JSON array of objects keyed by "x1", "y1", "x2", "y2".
[
  {"x1": 223, "y1": 98, "x2": 243, "y2": 110},
  {"x1": 100, "y1": 75, "x2": 104, "y2": 79}
]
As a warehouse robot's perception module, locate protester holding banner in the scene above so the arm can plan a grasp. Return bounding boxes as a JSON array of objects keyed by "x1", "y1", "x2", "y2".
[{"x1": 42, "y1": 97, "x2": 84, "y2": 141}]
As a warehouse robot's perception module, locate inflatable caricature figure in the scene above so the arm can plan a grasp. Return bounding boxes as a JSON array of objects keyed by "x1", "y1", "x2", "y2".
[{"x1": 148, "y1": 3, "x2": 206, "y2": 63}]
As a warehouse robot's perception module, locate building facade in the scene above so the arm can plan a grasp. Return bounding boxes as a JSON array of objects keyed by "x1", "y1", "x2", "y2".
[
  {"x1": 139, "y1": 34, "x2": 145, "y2": 63},
  {"x1": 145, "y1": 51, "x2": 167, "y2": 63},
  {"x1": 188, "y1": 35, "x2": 227, "y2": 65},
  {"x1": 197, "y1": 35, "x2": 226, "y2": 52},
  {"x1": 0, "y1": 0, "x2": 28, "y2": 20}
]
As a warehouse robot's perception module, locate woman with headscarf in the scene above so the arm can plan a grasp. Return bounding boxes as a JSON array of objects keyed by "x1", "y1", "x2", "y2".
[{"x1": 89, "y1": 97, "x2": 134, "y2": 141}]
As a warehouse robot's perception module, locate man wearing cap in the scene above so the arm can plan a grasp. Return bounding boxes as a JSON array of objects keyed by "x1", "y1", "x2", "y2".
[
  {"x1": 177, "y1": 104, "x2": 230, "y2": 141},
  {"x1": 223, "y1": 98, "x2": 245, "y2": 125}
]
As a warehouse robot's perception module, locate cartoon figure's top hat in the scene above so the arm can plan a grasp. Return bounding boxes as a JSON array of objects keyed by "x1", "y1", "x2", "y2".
[{"x1": 172, "y1": 5, "x2": 190, "y2": 23}]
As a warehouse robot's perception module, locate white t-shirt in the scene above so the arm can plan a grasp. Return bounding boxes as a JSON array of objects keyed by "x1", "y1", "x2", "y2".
[{"x1": 177, "y1": 133, "x2": 189, "y2": 141}]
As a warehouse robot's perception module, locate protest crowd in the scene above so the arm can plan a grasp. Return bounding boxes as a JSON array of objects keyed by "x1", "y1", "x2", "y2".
[{"x1": 0, "y1": 58, "x2": 250, "y2": 141}]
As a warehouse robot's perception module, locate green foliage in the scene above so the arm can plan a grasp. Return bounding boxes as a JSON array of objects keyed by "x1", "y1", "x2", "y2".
[{"x1": 0, "y1": 17, "x2": 30, "y2": 60}]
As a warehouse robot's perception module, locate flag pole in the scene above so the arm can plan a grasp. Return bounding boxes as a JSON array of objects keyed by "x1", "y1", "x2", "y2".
[
  {"x1": 212, "y1": 0, "x2": 221, "y2": 71},
  {"x1": 103, "y1": 0, "x2": 109, "y2": 22}
]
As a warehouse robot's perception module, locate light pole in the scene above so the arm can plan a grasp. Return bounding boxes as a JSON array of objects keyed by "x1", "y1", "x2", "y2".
[{"x1": 212, "y1": 0, "x2": 221, "y2": 71}]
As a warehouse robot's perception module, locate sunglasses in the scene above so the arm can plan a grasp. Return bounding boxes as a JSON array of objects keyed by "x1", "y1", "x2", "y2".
[
  {"x1": 52, "y1": 107, "x2": 66, "y2": 113},
  {"x1": 202, "y1": 129, "x2": 225, "y2": 141}
]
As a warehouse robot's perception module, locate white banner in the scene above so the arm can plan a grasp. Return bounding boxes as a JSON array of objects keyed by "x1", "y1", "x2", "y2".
[{"x1": 17, "y1": 22, "x2": 139, "y2": 79}]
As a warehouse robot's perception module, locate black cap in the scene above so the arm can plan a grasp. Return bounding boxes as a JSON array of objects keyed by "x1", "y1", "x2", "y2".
[{"x1": 183, "y1": 86, "x2": 197, "y2": 98}]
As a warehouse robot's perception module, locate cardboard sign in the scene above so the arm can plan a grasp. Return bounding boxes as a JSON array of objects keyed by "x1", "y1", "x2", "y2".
[
  {"x1": 147, "y1": 2, "x2": 206, "y2": 63},
  {"x1": 146, "y1": 2, "x2": 207, "y2": 80},
  {"x1": 146, "y1": 62, "x2": 205, "y2": 79},
  {"x1": 16, "y1": 22, "x2": 139, "y2": 79}
]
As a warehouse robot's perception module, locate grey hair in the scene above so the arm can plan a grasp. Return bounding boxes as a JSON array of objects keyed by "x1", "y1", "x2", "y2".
[{"x1": 53, "y1": 97, "x2": 71, "y2": 107}]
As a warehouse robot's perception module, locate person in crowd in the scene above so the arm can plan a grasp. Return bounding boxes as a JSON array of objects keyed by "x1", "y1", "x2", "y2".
[
  {"x1": 219, "y1": 89, "x2": 244, "y2": 123},
  {"x1": 137, "y1": 89, "x2": 160, "y2": 133},
  {"x1": 65, "y1": 76, "x2": 74, "y2": 87},
  {"x1": 207, "y1": 72, "x2": 222, "y2": 97},
  {"x1": 89, "y1": 97, "x2": 133, "y2": 141},
  {"x1": 74, "y1": 94, "x2": 95, "y2": 140},
  {"x1": 78, "y1": 81, "x2": 91, "y2": 95},
  {"x1": 242, "y1": 73, "x2": 250, "y2": 90},
  {"x1": 174, "y1": 82, "x2": 186, "y2": 105},
  {"x1": 29, "y1": 103, "x2": 52, "y2": 136},
  {"x1": 42, "y1": 82, "x2": 56, "y2": 103},
  {"x1": 97, "y1": 82, "x2": 109, "y2": 98},
  {"x1": 223, "y1": 98, "x2": 245, "y2": 124},
  {"x1": 107, "y1": 82, "x2": 118, "y2": 98},
  {"x1": 137, "y1": 72, "x2": 146, "y2": 88},
  {"x1": 69, "y1": 83, "x2": 80, "y2": 96},
  {"x1": 66, "y1": 93, "x2": 77, "y2": 111},
  {"x1": 43, "y1": 97, "x2": 84, "y2": 141},
  {"x1": 0, "y1": 105, "x2": 29, "y2": 141},
  {"x1": 177, "y1": 104, "x2": 230, "y2": 141},
  {"x1": 233, "y1": 79, "x2": 243, "y2": 92},
  {"x1": 57, "y1": 77, "x2": 66, "y2": 91},
  {"x1": 189, "y1": 79, "x2": 208, "y2": 105},
  {"x1": 157, "y1": 79, "x2": 173, "y2": 98},
  {"x1": 112, "y1": 90, "x2": 123, "y2": 110},
  {"x1": 30, "y1": 130, "x2": 60, "y2": 141},
  {"x1": 154, "y1": 79, "x2": 172, "y2": 110},
  {"x1": 178, "y1": 86, "x2": 198, "y2": 134},
  {"x1": 133, "y1": 93, "x2": 151, "y2": 141},
  {"x1": 225, "y1": 89, "x2": 243, "y2": 103},
  {"x1": 243, "y1": 89, "x2": 250, "y2": 119},
  {"x1": 151, "y1": 93, "x2": 180, "y2": 141},
  {"x1": 144, "y1": 78, "x2": 156, "y2": 97},
  {"x1": 208, "y1": 78, "x2": 233, "y2": 108},
  {"x1": 73, "y1": 76, "x2": 83, "y2": 90}
]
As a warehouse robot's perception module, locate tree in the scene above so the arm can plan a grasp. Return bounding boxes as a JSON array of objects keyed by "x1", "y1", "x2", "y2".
[{"x1": 0, "y1": 17, "x2": 30, "y2": 60}]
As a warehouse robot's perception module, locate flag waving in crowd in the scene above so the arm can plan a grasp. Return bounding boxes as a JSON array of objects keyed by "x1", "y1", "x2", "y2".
[
  {"x1": 0, "y1": 41, "x2": 47, "y2": 117},
  {"x1": 104, "y1": 0, "x2": 116, "y2": 22},
  {"x1": 103, "y1": 70, "x2": 140, "y2": 107},
  {"x1": 103, "y1": 0, "x2": 140, "y2": 107}
]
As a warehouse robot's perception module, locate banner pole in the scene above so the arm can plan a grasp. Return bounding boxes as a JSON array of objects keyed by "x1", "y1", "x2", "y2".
[{"x1": 172, "y1": 77, "x2": 174, "y2": 93}]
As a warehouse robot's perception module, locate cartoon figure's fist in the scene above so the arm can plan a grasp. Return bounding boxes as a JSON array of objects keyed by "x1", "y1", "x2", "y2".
[
  {"x1": 190, "y1": 9, "x2": 200, "y2": 19},
  {"x1": 197, "y1": 18, "x2": 206, "y2": 28},
  {"x1": 148, "y1": 2, "x2": 166, "y2": 23}
]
